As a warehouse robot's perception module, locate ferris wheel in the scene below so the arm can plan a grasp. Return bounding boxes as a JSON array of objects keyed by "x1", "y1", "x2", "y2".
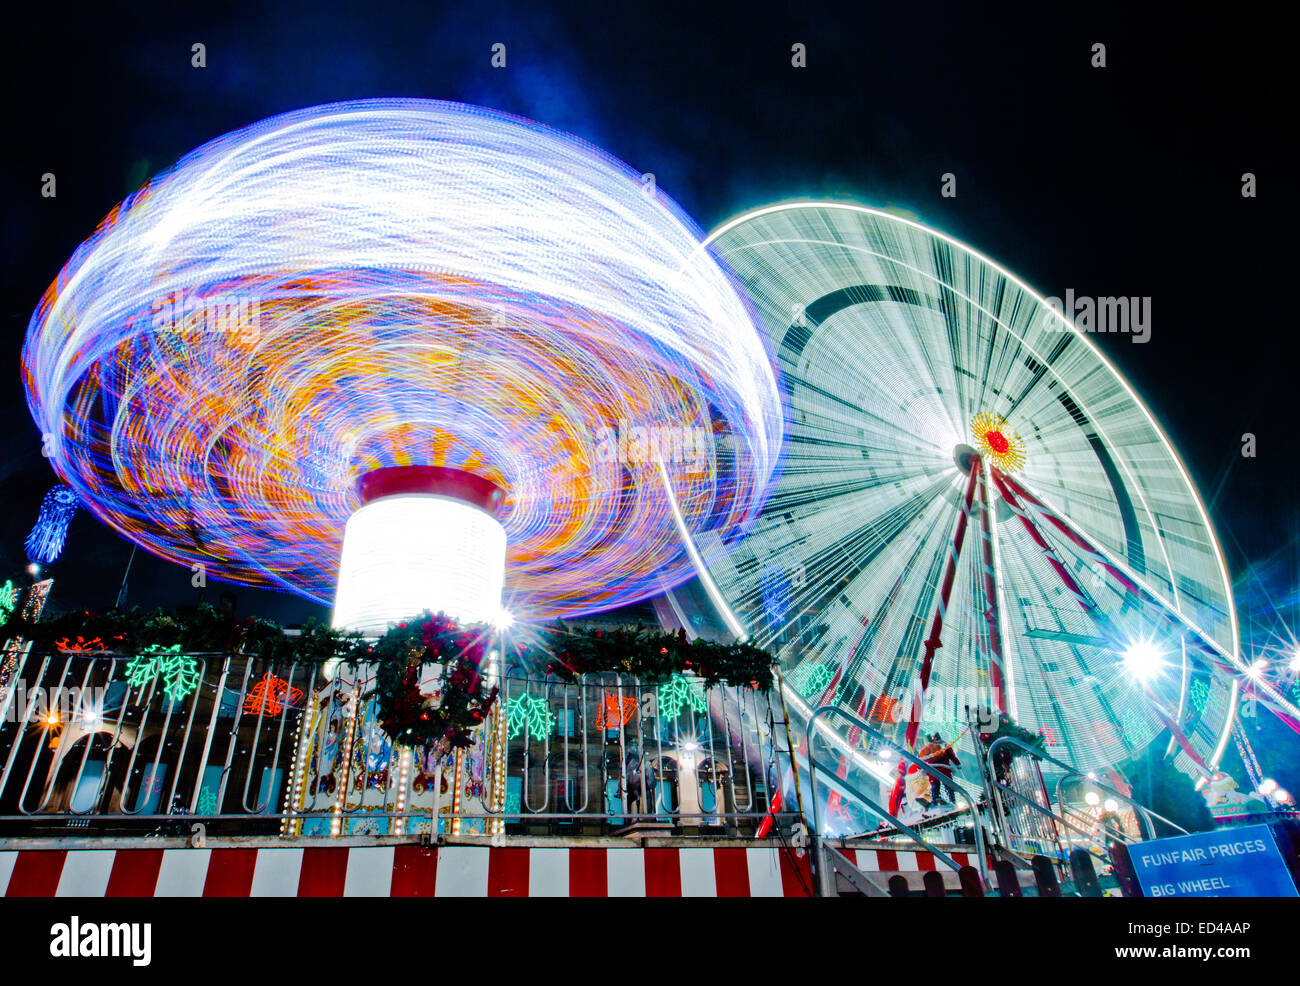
[{"x1": 676, "y1": 202, "x2": 1300, "y2": 774}]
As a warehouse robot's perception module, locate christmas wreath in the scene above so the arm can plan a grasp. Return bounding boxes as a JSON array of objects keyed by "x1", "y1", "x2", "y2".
[{"x1": 368, "y1": 612, "x2": 499, "y2": 753}]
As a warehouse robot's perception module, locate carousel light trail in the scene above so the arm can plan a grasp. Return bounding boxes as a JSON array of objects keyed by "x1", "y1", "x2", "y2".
[{"x1": 23, "y1": 99, "x2": 783, "y2": 620}]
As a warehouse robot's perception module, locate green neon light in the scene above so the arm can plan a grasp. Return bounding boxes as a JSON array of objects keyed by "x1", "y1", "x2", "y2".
[
  {"x1": 1189, "y1": 677, "x2": 1210, "y2": 715},
  {"x1": 796, "y1": 664, "x2": 834, "y2": 699},
  {"x1": 0, "y1": 580, "x2": 15, "y2": 625},
  {"x1": 506, "y1": 694, "x2": 554, "y2": 740},
  {"x1": 122, "y1": 644, "x2": 201, "y2": 701},
  {"x1": 656, "y1": 673, "x2": 707, "y2": 719}
]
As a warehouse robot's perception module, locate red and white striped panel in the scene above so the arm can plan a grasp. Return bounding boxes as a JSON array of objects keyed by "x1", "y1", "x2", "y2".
[
  {"x1": 0, "y1": 845, "x2": 816, "y2": 898},
  {"x1": 837, "y1": 847, "x2": 987, "y2": 872},
  {"x1": 835, "y1": 847, "x2": 993, "y2": 891}
]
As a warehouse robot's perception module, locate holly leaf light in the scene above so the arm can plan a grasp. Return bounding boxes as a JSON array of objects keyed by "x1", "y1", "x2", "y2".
[
  {"x1": 506, "y1": 694, "x2": 555, "y2": 740},
  {"x1": 656, "y1": 674, "x2": 707, "y2": 720}
]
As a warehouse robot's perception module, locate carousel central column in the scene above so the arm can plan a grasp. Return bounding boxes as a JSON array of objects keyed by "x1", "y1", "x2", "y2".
[
  {"x1": 332, "y1": 465, "x2": 507, "y2": 633},
  {"x1": 326, "y1": 465, "x2": 508, "y2": 840}
]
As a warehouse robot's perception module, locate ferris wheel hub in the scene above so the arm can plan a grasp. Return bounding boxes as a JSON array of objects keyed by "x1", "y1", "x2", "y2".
[{"x1": 971, "y1": 411, "x2": 1026, "y2": 472}]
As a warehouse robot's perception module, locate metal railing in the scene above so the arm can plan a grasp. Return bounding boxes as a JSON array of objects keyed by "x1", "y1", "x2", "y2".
[
  {"x1": 983, "y1": 736, "x2": 1187, "y2": 861},
  {"x1": 804, "y1": 705, "x2": 991, "y2": 893},
  {"x1": 0, "y1": 649, "x2": 794, "y2": 840}
]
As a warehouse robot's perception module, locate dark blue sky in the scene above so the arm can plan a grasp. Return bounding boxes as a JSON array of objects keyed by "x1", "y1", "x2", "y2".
[{"x1": 2, "y1": 1, "x2": 1294, "y2": 644}]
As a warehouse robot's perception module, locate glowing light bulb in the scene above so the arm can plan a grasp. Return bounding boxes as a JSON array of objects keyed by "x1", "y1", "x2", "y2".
[
  {"x1": 1122, "y1": 640, "x2": 1163, "y2": 681},
  {"x1": 1103, "y1": 798, "x2": 1119, "y2": 813},
  {"x1": 1085, "y1": 791, "x2": 1101, "y2": 807}
]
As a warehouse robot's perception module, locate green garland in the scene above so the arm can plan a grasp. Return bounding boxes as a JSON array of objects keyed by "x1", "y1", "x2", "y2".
[
  {"x1": 979, "y1": 711, "x2": 1048, "y2": 771},
  {"x1": 5, "y1": 603, "x2": 360, "y2": 664},
  {"x1": 539, "y1": 622, "x2": 774, "y2": 690},
  {"x1": 7, "y1": 604, "x2": 775, "y2": 749}
]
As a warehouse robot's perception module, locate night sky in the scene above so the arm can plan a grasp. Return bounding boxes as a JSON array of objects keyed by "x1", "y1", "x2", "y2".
[{"x1": 2, "y1": 4, "x2": 1294, "y2": 674}]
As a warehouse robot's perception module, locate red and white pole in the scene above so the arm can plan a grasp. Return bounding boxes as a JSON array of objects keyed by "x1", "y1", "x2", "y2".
[
  {"x1": 975, "y1": 463, "x2": 1010, "y2": 714},
  {"x1": 889, "y1": 465, "x2": 979, "y2": 815}
]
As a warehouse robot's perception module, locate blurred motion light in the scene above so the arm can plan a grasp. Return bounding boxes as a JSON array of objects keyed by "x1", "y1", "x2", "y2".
[
  {"x1": 1122, "y1": 640, "x2": 1163, "y2": 682},
  {"x1": 332, "y1": 469, "x2": 507, "y2": 635},
  {"x1": 23, "y1": 99, "x2": 782, "y2": 622}
]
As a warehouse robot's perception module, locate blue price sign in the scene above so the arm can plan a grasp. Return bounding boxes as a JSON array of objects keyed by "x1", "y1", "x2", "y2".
[{"x1": 1130, "y1": 824, "x2": 1298, "y2": 897}]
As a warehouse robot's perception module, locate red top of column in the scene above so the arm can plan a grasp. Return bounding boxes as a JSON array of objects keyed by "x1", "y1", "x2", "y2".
[{"x1": 356, "y1": 466, "x2": 506, "y2": 518}]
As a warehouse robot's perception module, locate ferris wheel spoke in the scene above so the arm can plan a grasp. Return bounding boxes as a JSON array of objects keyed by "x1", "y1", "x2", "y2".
[
  {"x1": 695, "y1": 202, "x2": 1247, "y2": 772},
  {"x1": 991, "y1": 532, "x2": 1145, "y2": 761},
  {"x1": 843, "y1": 513, "x2": 958, "y2": 701},
  {"x1": 762, "y1": 474, "x2": 959, "y2": 649},
  {"x1": 899, "y1": 465, "x2": 981, "y2": 748},
  {"x1": 1003, "y1": 469, "x2": 1300, "y2": 723}
]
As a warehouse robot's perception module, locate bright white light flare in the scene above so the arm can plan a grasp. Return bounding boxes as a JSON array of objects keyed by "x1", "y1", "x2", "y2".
[{"x1": 332, "y1": 494, "x2": 506, "y2": 635}]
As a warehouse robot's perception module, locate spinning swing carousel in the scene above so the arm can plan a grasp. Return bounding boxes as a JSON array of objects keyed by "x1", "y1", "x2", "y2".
[{"x1": 13, "y1": 100, "x2": 788, "y2": 839}]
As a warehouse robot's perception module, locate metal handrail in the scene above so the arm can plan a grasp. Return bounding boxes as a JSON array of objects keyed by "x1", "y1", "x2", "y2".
[
  {"x1": 0, "y1": 651, "x2": 789, "y2": 837},
  {"x1": 804, "y1": 704, "x2": 989, "y2": 891},
  {"x1": 986, "y1": 735, "x2": 1188, "y2": 842},
  {"x1": 821, "y1": 844, "x2": 890, "y2": 897},
  {"x1": 984, "y1": 769, "x2": 1106, "y2": 859},
  {"x1": 1051, "y1": 770, "x2": 1189, "y2": 840}
]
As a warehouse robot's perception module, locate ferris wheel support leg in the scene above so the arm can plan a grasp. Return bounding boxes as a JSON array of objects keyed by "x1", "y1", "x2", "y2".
[
  {"x1": 994, "y1": 470, "x2": 1218, "y2": 775},
  {"x1": 993, "y1": 469, "x2": 1300, "y2": 728},
  {"x1": 905, "y1": 465, "x2": 981, "y2": 752},
  {"x1": 995, "y1": 470, "x2": 1140, "y2": 596},
  {"x1": 989, "y1": 470, "x2": 1096, "y2": 614},
  {"x1": 975, "y1": 460, "x2": 1011, "y2": 717},
  {"x1": 889, "y1": 467, "x2": 980, "y2": 818}
]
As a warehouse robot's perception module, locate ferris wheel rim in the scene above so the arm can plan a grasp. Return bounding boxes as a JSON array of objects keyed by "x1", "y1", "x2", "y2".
[
  {"x1": 703, "y1": 200, "x2": 1240, "y2": 660},
  {"x1": 689, "y1": 199, "x2": 1252, "y2": 771}
]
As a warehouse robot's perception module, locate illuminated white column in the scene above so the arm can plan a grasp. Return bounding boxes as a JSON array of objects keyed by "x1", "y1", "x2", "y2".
[
  {"x1": 332, "y1": 466, "x2": 507, "y2": 634},
  {"x1": 677, "y1": 744, "x2": 702, "y2": 823}
]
